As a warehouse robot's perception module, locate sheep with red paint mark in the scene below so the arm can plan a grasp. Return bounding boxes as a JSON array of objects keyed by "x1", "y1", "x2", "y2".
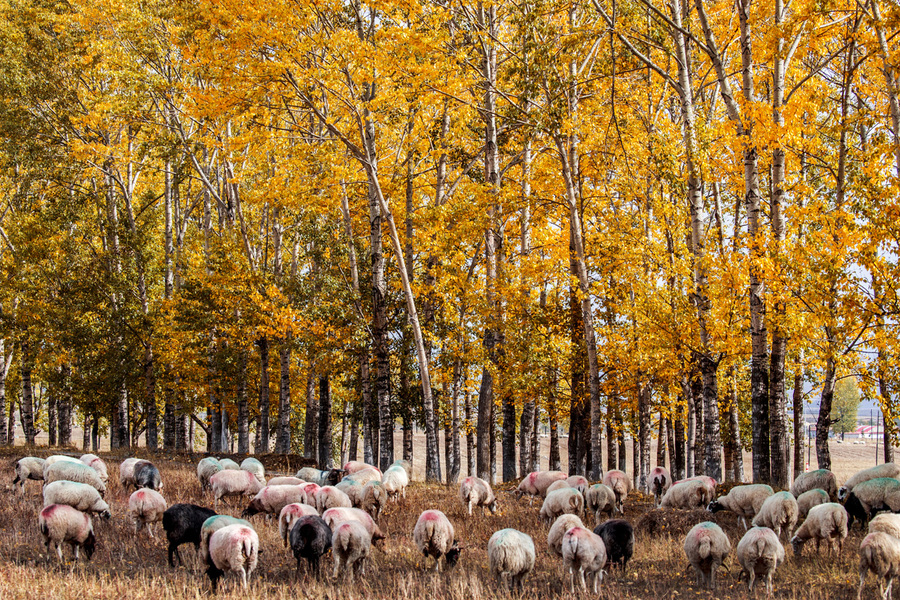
[
  {"x1": 602, "y1": 470, "x2": 632, "y2": 514},
  {"x1": 128, "y1": 488, "x2": 167, "y2": 537},
  {"x1": 413, "y1": 510, "x2": 461, "y2": 572},
  {"x1": 460, "y1": 476, "x2": 498, "y2": 516},
  {"x1": 516, "y1": 471, "x2": 568, "y2": 500},
  {"x1": 241, "y1": 485, "x2": 307, "y2": 519},
  {"x1": 279, "y1": 503, "x2": 319, "y2": 547},
  {"x1": 210, "y1": 470, "x2": 264, "y2": 510},
  {"x1": 39, "y1": 504, "x2": 96, "y2": 562},
  {"x1": 205, "y1": 524, "x2": 259, "y2": 592}
]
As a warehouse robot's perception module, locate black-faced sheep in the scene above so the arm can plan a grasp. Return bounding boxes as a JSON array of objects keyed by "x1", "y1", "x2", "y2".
[
  {"x1": 840, "y1": 463, "x2": 900, "y2": 502},
  {"x1": 845, "y1": 478, "x2": 900, "y2": 529},
  {"x1": 133, "y1": 460, "x2": 163, "y2": 491},
  {"x1": 163, "y1": 503, "x2": 217, "y2": 568},
  {"x1": 540, "y1": 487, "x2": 585, "y2": 524},
  {"x1": 593, "y1": 519, "x2": 634, "y2": 571},
  {"x1": 650, "y1": 466, "x2": 672, "y2": 506},
  {"x1": 128, "y1": 488, "x2": 167, "y2": 537},
  {"x1": 736, "y1": 526, "x2": 785, "y2": 595},
  {"x1": 39, "y1": 504, "x2": 96, "y2": 562},
  {"x1": 210, "y1": 469, "x2": 264, "y2": 509},
  {"x1": 585, "y1": 484, "x2": 617, "y2": 522},
  {"x1": 13, "y1": 456, "x2": 45, "y2": 495},
  {"x1": 296, "y1": 467, "x2": 347, "y2": 487},
  {"x1": 413, "y1": 510, "x2": 460, "y2": 572},
  {"x1": 332, "y1": 520, "x2": 372, "y2": 582},
  {"x1": 205, "y1": 523, "x2": 259, "y2": 592},
  {"x1": 790, "y1": 469, "x2": 838, "y2": 500},
  {"x1": 797, "y1": 488, "x2": 830, "y2": 519},
  {"x1": 561, "y1": 526, "x2": 607, "y2": 594},
  {"x1": 279, "y1": 503, "x2": 319, "y2": 547},
  {"x1": 459, "y1": 476, "x2": 498, "y2": 516},
  {"x1": 488, "y1": 528, "x2": 535, "y2": 591},
  {"x1": 290, "y1": 515, "x2": 332, "y2": 577},
  {"x1": 752, "y1": 491, "x2": 799, "y2": 540},
  {"x1": 548, "y1": 514, "x2": 584, "y2": 558},
  {"x1": 684, "y1": 521, "x2": 730, "y2": 590},
  {"x1": 661, "y1": 479, "x2": 714, "y2": 510},
  {"x1": 602, "y1": 470, "x2": 632, "y2": 514},
  {"x1": 45, "y1": 460, "x2": 106, "y2": 495},
  {"x1": 790, "y1": 502, "x2": 848, "y2": 556},
  {"x1": 43, "y1": 480, "x2": 111, "y2": 519},
  {"x1": 858, "y1": 531, "x2": 900, "y2": 600},
  {"x1": 708, "y1": 484, "x2": 774, "y2": 529}
]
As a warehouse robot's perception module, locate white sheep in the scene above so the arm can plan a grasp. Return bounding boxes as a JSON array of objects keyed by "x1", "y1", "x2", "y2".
[
  {"x1": 219, "y1": 458, "x2": 241, "y2": 470},
  {"x1": 332, "y1": 519, "x2": 372, "y2": 582},
  {"x1": 13, "y1": 456, "x2": 45, "y2": 495},
  {"x1": 45, "y1": 461, "x2": 106, "y2": 494},
  {"x1": 241, "y1": 484, "x2": 307, "y2": 518},
  {"x1": 382, "y1": 465, "x2": 409, "y2": 500},
  {"x1": 564, "y1": 475, "x2": 590, "y2": 494},
  {"x1": 841, "y1": 463, "x2": 900, "y2": 502},
  {"x1": 268, "y1": 476, "x2": 305, "y2": 486},
  {"x1": 684, "y1": 522, "x2": 730, "y2": 590},
  {"x1": 488, "y1": 528, "x2": 535, "y2": 591},
  {"x1": 517, "y1": 470, "x2": 568, "y2": 500},
  {"x1": 790, "y1": 502, "x2": 849, "y2": 556},
  {"x1": 322, "y1": 507, "x2": 386, "y2": 544},
  {"x1": 128, "y1": 488, "x2": 167, "y2": 537},
  {"x1": 391, "y1": 459, "x2": 412, "y2": 475},
  {"x1": 459, "y1": 476, "x2": 498, "y2": 516},
  {"x1": 209, "y1": 469, "x2": 264, "y2": 509},
  {"x1": 119, "y1": 457, "x2": 141, "y2": 489},
  {"x1": 790, "y1": 469, "x2": 837, "y2": 500},
  {"x1": 343, "y1": 460, "x2": 379, "y2": 475},
  {"x1": 661, "y1": 479, "x2": 714, "y2": 510},
  {"x1": 546, "y1": 480, "x2": 574, "y2": 495},
  {"x1": 752, "y1": 491, "x2": 799, "y2": 539},
  {"x1": 197, "y1": 457, "x2": 222, "y2": 491},
  {"x1": 870, "y1": 514, "x2": 900, "y2": 540},
  {"x1": 278, "y1": 503, "x2": 319, "y2": 547},
  {"x1": 300, "y1": 482, "x2": 321, "y2": 505},
  {"x1": 736, "y1": 526, "x2": 785, "y2": 595},
  {"x1": 39, "y1": 504, "x2": 96, "y2": 562},
  {"x1": 548, "y1": 514, "x2": 584, "y2": 558},
  {"x1": 846, "y1": 478, "x2": 900, "y2": 528},
  {"x1": 585, "y1": 484, "x2": 616, "y2": 521},
  {"x1": 858, "y1": 531, "x2": 900, "y2": 600},
  {"x1": 199, "y1": 515, "x2": 253, "y2": 564},
  {"x1": 240, "y1": 458, "x2": 266, "y2": 485},
  {"x1": 650, "y1": 466, "x2": 672, "y2": 506},
  {"x1": 206, "y1": 523, "x2": 259, "y2": 592},
  {"x1": 797, "y1": 488, "x2": 830, "y2": 519},
  {"x1": 602, "y1": 470, "x2": 632, "y2": 513},
  {"x1": 41, "y1": 455, "x2": 81, "y2": 480},
  {"x1": 708, "y1": 484, "x2": 774, "y2": 529},
  {"x1": 357, "y1": 481, "x2": 388, "y2": 519},
  {"x1": 561, "y1": 525, "x2": 607, "y2": 594},
  {"x1": 80, "y1": 454, "x2": 109, "y2": 484},
  {"x1": 413, "y1": 510, "x2": 460, "y2": 571},
  {"x1": 314, "y1": 486, "x2": 353, "y2": 514},
  {"x1": 43, "y1": 481, "x2": 111, "y2": 519},
  {"x1": 540, "y1": 487, "x2": 585, "y2": 524}
]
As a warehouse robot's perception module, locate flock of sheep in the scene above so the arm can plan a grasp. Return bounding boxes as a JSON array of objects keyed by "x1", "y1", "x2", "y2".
[{"x1": 11, "y1": 452, "x2": 900, "y2": 597}]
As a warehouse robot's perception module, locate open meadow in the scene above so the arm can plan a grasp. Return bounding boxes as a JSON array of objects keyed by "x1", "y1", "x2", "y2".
[{"x1": 0, "y1": 444, "x2": 892, "y2": 600}]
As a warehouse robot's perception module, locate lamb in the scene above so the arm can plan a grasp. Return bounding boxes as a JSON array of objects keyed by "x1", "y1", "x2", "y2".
[
  {"x1": 357, "y1": 481, "x2": 388, "y2": 519},
  {"x1": 593, "y1": 519, "x2": 634, "y2": 571},
  {"x1": 42, "y1": 455, "x2": 81, "y2": 479},
  {"x1": 736, "y1": 526, "x2": 785, "y2": 595},
  {"x1": 133, "y1": 460, "x2": 163, "y2": 491},
  {"x1": 39, "y1": 504, "x2": 96, "y2": 562},
  {"x1": 790, "y1": 502, "x2": 849, "y2": 556},
  {"x1": 241, "y1": 484, "x2": 307, "y2": 518},
  {"x1": 548, "y1": 514, "x2": 584, "y2": 558},
  {"x1": 413, "y1": 510, "x2": 460, "y2": 571},
  {"x1": 752, "y1": 491, "x2": 799, "y2": 539},
  {"x1": 128, "y1": 488, "x2": 167, "y2": 537},
  {"x1": 290, "y1": 515, "x2": 332, "y2": 577},
  {"x1": 279, "y1": 503, "x2": 319, "y2": 547},
  {"x1": 650, "y1": 466, "x2": 672, "y2": 506},
  {"x1": 858, "y1": 531, "x2": 900, "y2": 600},
  {"x1": 13, "y1": 456, "x2": 45, "y2": 494},
  {"x1": 268, "y1": 476, "x2": 305, "y2": 487},
  {"x1": 43, "y1": 481, "x2": 111, "y2": 519},
  {"x1": 602, "y1": 470, "x2": 632, "y2": 514},
  {"x1": 585, "y1": 484, "x2": 617, "y2": 522},
  {"x1": 240, "y1": 458, "x2": 266, "y2": 485},
  {"x1": 332, "y1": 520, "x2": 372, "y2": 582},
  {"x1": 205, "y1": 523, "x2": 259, "y2": 592},
  {"x1": 79, "y1": 454, "x2": 109, "y2": 484},
  {"x1": 540, "y1": 487, "x2": 585, "y2": 524},
  {"x1": 684, "y1": 521, "x2": 731, "y2": 590},
  {"x1": 707, "y1": 484, "x2": 774, "y2": 529},
  {"x1": 197, "y1": 457, "x2": 222, "y2": 491},
  {"x1": 296, "y1": 467, "x2": 347, "y2": 487},
  {"x1": 314, "y1": 486, "x2": 353, "y2": 513},
  {"x1": 321, "y1": 507, "x2": 385, "y2": 545},
  {"x1": 661, "y1": 479, "x2": 714, "y2": 510},
  {"x1": 845, "y1": 478, "x2": 900, "y2": 528},
  {"x1": 516, "y1": 470, "x2": 568, "y2": 500},
  {"x1": 218, "y1": 458, "x2": 241, "y2": 470},
  {"x1": 210, "y1": 469, "x2": 264, "y2": 509},
  {"x1": 45, "y1": 460, "x2": 106, "y2": 495},
  {"x1": 119, "y1": 457, "x2": 141, "y2": 489},
  {"x1": 162, "y1": 503, "x2": 217, "y2": 567},
  {"x1": 488, "y1": 528, "x2": 536, "y2": 591},
  {"x1": 870, "y1": 514, "x2": 900, "y2": 540},
  {"x1": 790, "y1": 469, "x2": 838, "y2": 500},
  {"x1": 561, "y1": 526, "x2": 607, "y2": 593},
  {"x1": 459, "y1": 476, "x2": 498, "y2": 516},
  {"x1": 840, "y1": 463, "x2": 900, "y2": 502},
  {"x1": 797, "y1": 488, "x2": 830, "y2": 519},
  {"x1": 382, "y1": 464, "x2": 409, "y2": 500},
  {"x1": 199, "y1": 515, "x2": 253, "y2": 564}
]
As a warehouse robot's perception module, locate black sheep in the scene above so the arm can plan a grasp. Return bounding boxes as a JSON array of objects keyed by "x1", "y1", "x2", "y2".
[
  {"x1": 594, "y1": 519, "x2": 634, "y2": 572},
  {"x1": 163, "y1": 503, "x2": 217, "y2": 567},
  {"x1": 134, "y1": 460, "x2": 163, "y2": 491},
  {"x1": 290, "y1": 515, "x2": 333, "y2": 577}
]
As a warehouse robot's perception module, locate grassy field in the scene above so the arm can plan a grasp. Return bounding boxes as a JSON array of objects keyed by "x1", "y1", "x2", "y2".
[{"x1": 0, "y1": 446, "x2": 889, "y2": 600}]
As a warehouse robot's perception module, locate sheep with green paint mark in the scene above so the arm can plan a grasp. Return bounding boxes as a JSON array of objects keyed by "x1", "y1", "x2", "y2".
[
  {"x1": 199, "y1": 515, "x2": 253, "y2": 564},
  {"x1": 845, "y1": 478, "x2": 900, "y2": 528},
  {"x1": 791, "y1": 469, "x2": 837, "y2": 501},
  {"x1": 752, "y1": 491, "x2": 799, "y2": 539},
  {"x1": 197, "y1": 457, "x2": 222, "y2": 491},
  {"x1": 840, "y1": 463, "x2": 900, "y2": 502},
  {"x1": 797, "y1": 489, "x2": 830, "y2": 519}
]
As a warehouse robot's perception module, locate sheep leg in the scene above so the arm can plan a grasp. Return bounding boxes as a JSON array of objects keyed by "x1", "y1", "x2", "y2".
[
  {"x1": 240, "y1": 566, "x2": 247, "y2": 589},
  {"x1": 468, "y1": 500, "x2": 474, "y2": 517},
  {"x1": 748, "y1": 569, "x2": 756, "y2": 592},
  {"x1": 56, "y1": 543, "x2": 64, "y2": 562},
  {"x1": 886, "y1": 577, "x2": 894, "y2": 600},
  {"x1": 859, "y1": 569, "x2": 867, "y2": 600}
]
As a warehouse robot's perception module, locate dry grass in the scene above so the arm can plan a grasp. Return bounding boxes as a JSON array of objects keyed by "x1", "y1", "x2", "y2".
[{"x1": 0, "y1": 448, "x2": 883, "y2": 599}]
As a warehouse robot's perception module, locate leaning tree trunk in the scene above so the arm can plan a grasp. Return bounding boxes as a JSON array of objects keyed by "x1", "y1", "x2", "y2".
[
  {"x1": 318, "y1": 375, "x2": 333, "y2": 469},
  {"x1": 816, "y1": 350, "x2": 837, "y2": 470}
]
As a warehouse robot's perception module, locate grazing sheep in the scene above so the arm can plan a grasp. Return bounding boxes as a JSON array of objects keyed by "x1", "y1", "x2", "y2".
[
  {"x1": 561, "y1": 526, "x2": 607, "y2": 593},
  {"x1": 650, "y1": 466, "x2": 672, "y2": 506},
  {"x1": 870, "y1": 514, "x2": 900, "y2": 540},
  {"x1": 391, "y1": 459, "x2": 412, "y2": 475},
  {"x1": 240, "y1": 458, "x2": 266, "y2": 485},
  {"x1": 684, "y1": 521, "x2": 731, "y2": 590},
  {"x1": 675, "y1": 475, "x2": 718, "y2": 491},
  {"x1": 332, "y1": 520, "x2": 372, "y2": 582},
  {"x1": 162, "y1": 503, "x2": 217, "y2": 568},
  {"x1": 858, "y1": 531, "x2": 900, "y2": 600},
  {"x1": 197, "y1": 457, "x2": 222, "y2": 491},
  {"x1": 119, "y1": 457, "x2": 141, "y2": 488},
  {"x1": 218, "y1": 458, "x2": 241, "y2": 470},
  {"x1": 790, "y1": 502, "x2": 849, "y2": 556},
  {"x1": 846, "y1": 478, "x2": 900, "y2": 528},
  {"x1": 206, "y1": 524, "x2": 259, "y2": 592},
  {"x1": 516, "y1": 470, "x2": 568, "y2": 500},
  {"x1": 39, "y1": 504, "x2": 96, "y2": 562},
  {"x1": 268, "y1": 476, "x2": 305, "y2": 487},
  {"x1": 43, "y1": 481, "x2": 111, "y2": 519},
  {"x1": 199, "y1": 515, "x2": 253, "y2": 564},
  {"x1": 290, "y1": 515, "x2": 332, "y2": 577},
  {"x1": 42, "y1": 455, "x2": 81, "y2": 480},
  {"x1": 45, "y1": 460, "x2": 106, "y2": 494},
  {"x1": 300, "y1": 482, "x2": 321, "y2": 505},
  {"x1": 382, "y1": 465, "x2": 409, "y2": 500},
  {"x1": 13, "y1": 457, "x2": 45, "y2": 495},
  {"x1": 797, "y1": 488, "x2": 831, "y2": 519},
  {"x1": 602, "y1": 470, "x2": 632, "y2": 514},
  {"x1": 210, "y1": 469, "x2": 265, "y2": 509},
  {"x1": 565, "y1": 475, "x2": 590, "y2": 494},
  {"x1": 791, "y1": 469, "x2": 838, "y2": 500},
  {"x1": 314, "y1": 486, "x2": 353, "y2": 514},
  {"x1": 321, "y1": 507, "x2": 385, "y2": 545},
  {"x1": 413, "y1": 510, "x2": 460, "y2": 572},
  {"x1": 707, "y1": 484, "x2": 774, "y2": 529},
  {"x1": 241, "y1": 485, "x2": 307, "y2": 519},
  {"x1": 736, "y1": 526, "x2": 785, "y2": 595},
  {"x1": 661, "y1": 479, "x2": 715, "y2": 510},
  {"x1": 540, "y1": 487, "x2": 585, "y2": 524},
  {"x1": 347, "y1": 466, "x2": 382, "y2": 485},
  {"x1": 343, "y1": 461, "x2": 379, "y2": 475},
  {"x1": 752, "y1": 491, "x2": 799, "y2": 539},
  {"x1": 279, "y1": 503, "x2": 320, "y2": 547},
  {"x1": 357, "y1": 481, "x2": 388, "y2": 519},
  {"x1": 134, "y1": 460, "x2": 163, "y2": 491},
  {"x1": 585, "y1": 484, "x2": 617, "y2": 522},
  {"x1": 841, "y1": 463, "x2": 900, "y2": 502},
  {"x1": 79, "y1": 454, "x2": 109, "y2": 484},
  {"x1": 593, "y1": 519, "x2": 634, "y2": 571},
  {"x1": 488, "y1": 528, "x2": 536, "y2": 591},
  {"x1": 128, "y1": 488, "x2": 168, "y2": 537},
  {"x1": 296, "y1": 467, "x2": 347, "y2": 487},
  {"x1": 459, "y1": 476, "x2": 498, "y2": 516},
  {"x1": 548, "y1": 514, "x2": 584, "y2": 558},
  {"x1": 546, "y1": 480, "x2": 573, "y2": 495}
]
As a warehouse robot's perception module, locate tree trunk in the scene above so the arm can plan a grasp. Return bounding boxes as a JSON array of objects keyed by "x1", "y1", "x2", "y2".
[
  {"x1": 882, "y1": 377, "x2": 894, "y2": 464},
  {"x1": 362, "y1": 349, "x2": 377, "y2": 465},
  {"x1": 549, "y1": 389, "x2": 561, "y2": 471},
  {"x1": 164, "y1": 383, "x2": 176, "y2": 450},
  {"x1": 48, "y1": 387, "x2": 57, "y2": 447},
  {"x1": 0, "y1": 341, "x2": 8, "y2": 446},
  {"x1": 530, "y1": 401, "x2": 539, "y2": 472},
  {"x1": 674, "y1": 412, "x2": 686, "y2": 480},
  {"x1": 349, "y1": 413, "x2": 359, "y2": 462},
  {"x1": 276, "y1": 341, "x2": 292, "y2": 454},
  {"x1": 502, "y1": 389, "x2": 517, "y2": 481},
  {"x1": 237, "y1": 351, "x2": 249, "y2": 454},
  {"x1": 569, "y1": 279, "x2": 587, "y2": 476},
  {"x1": 465, "y1": 390, "x2": 476, "y2": 476},
  {"x1": 816, "y1": 353, "x2": 837, "y2": 470},
  {"x1": 83, "y1": 415, "x2": 90, "y2": 451},
  {"x1": 638, "y1": 383, "x2": 651, "y2": 491},
  {"x1": 519, "y1": 400, "x2": 534, "y2": 477},
  {"x1": 92, "y1": 417, "x2": 99, "y2": 452},
  {"x1": 657, "y1": 414, "x2": 667, "y2": 469},
  {"x1": 20, "y1": 341, "x2": 35, "y2": 445},
  {"x1": 685, "y1": 374, "x2": 695, "y2": 477},
  {"x1": 58, "y1": 364, "x2": 72, "y2": 447},
  {"x1": 304, "y1": 367, "x2": 318, "y2": 460},
  {"x1": 477, "y1": 368, "x2": 493, "y2": 482},
  {"x1": 340, "y1": 394, "x2": 350, "y2": 466},
  {"x1": 793, "y1": 370, "x2": 804, "y2": 479},
  {"x1": 730, "y1": 371, "x2": 744, "y2": 482},
  {"x1": 450, "y1": 359, "x2": 462, "y2": 484},
  {"x1": 257, "y1": 337, "x2": 270, "y2": 453},
  {"x1": 318, "y1": 375, "x2": 333, "y2": 469}
]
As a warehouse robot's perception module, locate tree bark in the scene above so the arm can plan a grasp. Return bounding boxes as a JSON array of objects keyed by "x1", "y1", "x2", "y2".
[
  {"x1": 519, "y1": 400, "x2": 534, "y2": 477},
  {"x1": 319, "y1": 374, "x2": 333, "y2": 468},
  {"x1": 0, "y1": 341, "x2": 12, "y2": 446},
  {"x1": 477, "y1": 368, "x2": 494, "y2": 481},
  {"x1": 657, "y1": 414, "x2": 667, "y2": 469},
  {"x1": 638, "y1": 383, "x2": 651, "y2": 492},
  {"x1": 502, "y1": 389, "x2": 517, "y2": 481},
  {"x1": 276, "y1": 341, "x2": 292, "y2": 453},
  {"x1": 674, "y1": 411, "x2": 686, "y2": 480},
  {"x1": 48, "y1": 385, "x2": 57, "y2": 447},
  {"x1": 465, "y1": 389, "x2": 476, "y2": 476},
  {"x1": 793, "y1": 370, "x2": 804, "y2": 479},
  {"x1": 237, "y1": 351, "x2": 249, "y2": 454},
  {"x1": 304, "y1": 367, "x2": 318, "y2": 460},
  {"x1": 549, "y1": 386, "x2": 561, "y2": 471},
  {"x1": 257, "y1": 336, "x2": 270, "y2": 453},
  {"x1": 729, "y1": 369, "x2": 744, "y2": 482},
  {"x1": 816, "y1": 353, "x2": 837, "y2": 470},
  {"x1": 58, "y1": 364, "x2": 72, "y2": 447},
  {"x1": 20, "y1": 341, "x2": 35, "y2": 445}
]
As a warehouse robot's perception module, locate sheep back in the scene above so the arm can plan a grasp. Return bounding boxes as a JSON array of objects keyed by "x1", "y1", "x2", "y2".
[
  {"x1": 790, "y1": 502, "x2": 848, "y2": 556},
  {"x1": 240, "y1": 458, "x2": 266, "y2": 485},
  {"x1": 790, "y1": 469, "x2": 837, "y2": 500},
  {"x1": 163, "y1": 503, "x2": 217, "y2": 567},
  {"x1": 39, "y1": 504, "x2": 96, "y2": 560},
  {"x1": 540, "y1": 487, "x2": 585, "y2": 523},
  {"x1": 548, "y1": 514, "x2": 584, "y2": 558},
  {"x1": 593, "y1": 518, "x2": 634, "y2": 569},
  {"x1": 128, "y1": 488, "x2": 167, "y2": 530},
  {"x1": 840, "y1": 463, "x2": 900, "y2": 501},
  {"x1": 279, "y1": 503, "x2": 319, "y2": 546},
  {"x1": 459, "y1": 476, "x2": 497, "y2": 515},
  {"x1": 133, "y1": 461, "x2": 163, "y2": 491},
  {"x1": 45, "y1": 461, "x2": 106, "y2": 494},
  {"x1": 488, "y1": 528, "x2": 535, "y2": 587},
  {"x1": 869, "y1": 513, "x2": 900, "y2": 539},
  {"x1": 517, "y1": 470, "x2": 567, "y2": 497},
  {"x1": 708, "y1": 484, "x2": 773, "y2": 521},
  {"x1": 684, "y1": 522, "x2": 730, "y2": 590},
  {"x1": 290, "y1": 515, "x2": 332, "y2": 572},
  {"x1": 751, "y1": 491, "x2": 799, "y2": 537},
  {"x1": 413, "y1": 510, "x2": 456, "y2": 560},
  {"x1": 736, "y1": 527, "x2": 785, "y2": 593},
  {"x1": 43, "y1": 480, "x2": 110, "y2": 518},
  {"x1": 242, "y1": 484, "x2": 307, "y2": 518},
  {"x1": 797, "y1": 488, "x2": 830, "y2": 518},
  {"x1": 206, "y1": 524, "x2": 259, "y2": 591},
  {"x1": 585, "y1": 484, "x2": 617, "y2": 518},
  {"x1": 661, "y1": 480, "x2": 713, "y2": 510}
]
